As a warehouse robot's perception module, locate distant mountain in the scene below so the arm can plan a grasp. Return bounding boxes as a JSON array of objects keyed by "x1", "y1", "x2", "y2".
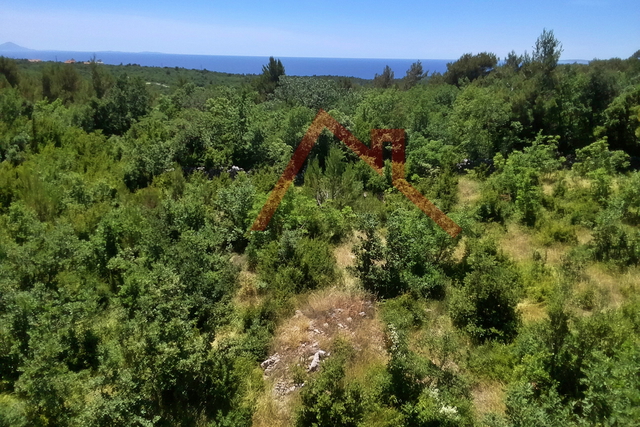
[{"x1": 0, "y1": 42, "x2": 32, "y2": 52}]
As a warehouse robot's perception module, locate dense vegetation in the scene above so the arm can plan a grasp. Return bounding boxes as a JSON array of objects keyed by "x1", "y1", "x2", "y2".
[{"x1": 1, "y1": 30, "x2": 639, "y2": 426}]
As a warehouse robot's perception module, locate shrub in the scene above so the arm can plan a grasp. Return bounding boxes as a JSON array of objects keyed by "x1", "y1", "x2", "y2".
[
  {"x1": 296, "y1": 356, "x2": 364, "y2": 427},
  {"x1": 591, "y1": 206, "x2": 639, "y2": 266},
  {"x1": 538, "y1": 219, "x2": 577, "y2": 246},
  {"x1": 450, "y1": 240, "x2": 521, "y2": 343},
  {"x1": 572, "y1": 138, "x2": 630, "y2": 176}
]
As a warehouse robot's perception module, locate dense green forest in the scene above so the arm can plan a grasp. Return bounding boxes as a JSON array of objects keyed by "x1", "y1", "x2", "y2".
[{"x1": 1, "y1": 30, "x2": 640, "y2": 426}]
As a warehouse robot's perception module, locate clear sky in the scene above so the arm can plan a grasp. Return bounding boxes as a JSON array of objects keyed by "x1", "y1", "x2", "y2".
[{"x1": 1, "y1": 0, "x2": 638, "y2": 60}]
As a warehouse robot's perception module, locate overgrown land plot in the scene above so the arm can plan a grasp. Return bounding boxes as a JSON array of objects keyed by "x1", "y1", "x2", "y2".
[{"x1": 1, "y1": 31, "x2": 640, "y2": 426}]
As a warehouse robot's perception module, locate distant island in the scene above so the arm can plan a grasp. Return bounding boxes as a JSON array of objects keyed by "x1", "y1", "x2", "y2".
[{"x1": 0, "y1": 42, "x2": 33, "y2": 52}]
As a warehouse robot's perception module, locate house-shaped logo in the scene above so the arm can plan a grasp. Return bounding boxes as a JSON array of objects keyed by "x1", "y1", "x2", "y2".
[{"x1": 251, "y1": 110, "x2": 461, "y2": 238}]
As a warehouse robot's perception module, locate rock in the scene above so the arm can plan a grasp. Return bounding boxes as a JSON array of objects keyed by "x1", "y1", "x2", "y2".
[
  {"x1": 307, "y1": 350, "x2": 327, "y2": 372},
  {"x1": 261, "y1": 353, "x2": 280, "y2": 373},
  {"x1": 346, "y1": 317, "x2": 353, "y2": 322},
  {"x1": 359, "y1": 312, "x2": 366, "y2": 317}
]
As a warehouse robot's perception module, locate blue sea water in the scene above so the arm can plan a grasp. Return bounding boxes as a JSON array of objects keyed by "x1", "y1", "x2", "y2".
[{"x1": 1, "y1": 49, "x2": 453, "y2": 79}]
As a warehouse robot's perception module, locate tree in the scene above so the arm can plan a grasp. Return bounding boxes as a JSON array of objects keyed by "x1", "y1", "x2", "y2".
[
  {"x1": 0, "y1": 56, "x2": 20, "y2": 87},
  {"x1": 273, "y1": 76, "x2": 344, "y2": 110},
  {"x1": 449, "y1": 239, "x2": 521, "y2": 343},
  {"x1": 532, "y1": 28, "x2": 563, "y2": 76},
  {"x1": 444, "y1": 52, "x2": 497, "y2": 86},
  {"x1": 256, "y1": 56, "x2": 285, "y2": 96},
  {"x1": 91, "y1": 74, "x2": 150, "y2": 135},
  {"x1": 373, "y1": 65, "x2": 395, "y2": 89},
  {"x1": 504, "y1": 50, "x2": 523, "y2": 72},
  {"x1": 58, "y1": 64, "x2": 81, "y2": 102},
  {"x1": 89, "y1": 56, "x2": 111, "y2": 99},
  {"x1": 403, "y1": 60, "x2": 426, "y2": 89},
  {"x1": 304, "y1": 146, "x2": 362, "y2": 209}
]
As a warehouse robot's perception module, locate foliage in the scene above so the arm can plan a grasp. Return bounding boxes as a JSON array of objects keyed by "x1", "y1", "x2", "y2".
[
  {"x1": 444, "y1": 52, "x2": 498, "y2": 86},
  {"x1": 374, "y1": 65, "x2": 395, "y2": 89},
  {"x1": 296, "y1": 349, "x2": 364, "y2": 427},
  {"x1": 304, "y1": 145, "x2": 363, "y2": 208},
  {"x1": 274, "y1": 76, "x2": 346, "y2": 111},
  {"x1": 256, "y1": 56, "x2": 285, "y2": 97},
  {"x1": 1, "y1": 32, "x2": 640, "y2": 426},
  {"x1": 449, "y1": 239, "x2": 521, "y2": 343},
  {"x1": 572, "y1": 137, "x2": 630, "y2": 175},
  {"x1": 403, "y1": 61, "x2": 426, "y2": 90},
  {"x1": 0, "y1": 57, "x2": 20, "y2": 88}
]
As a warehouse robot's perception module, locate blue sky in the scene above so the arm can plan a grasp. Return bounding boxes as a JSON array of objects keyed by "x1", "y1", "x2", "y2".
[{"x1": 0, "y1": 0, "x2": 638, "y2": 59}]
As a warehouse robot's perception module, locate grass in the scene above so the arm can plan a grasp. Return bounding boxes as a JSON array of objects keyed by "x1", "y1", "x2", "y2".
[
  {"x1": 582, "y1": 263, "x2": 640, "y2": 309},
  {"x1": 333, "y1": 236, "x2": 358, "y2": 289},
  {"x1": 499, "y1": 223, "x2": 536, "y2": 263},
  {"x1": 458, "y1": 175, "x2": 481, "y2": 206},
  {"x1": 252, "y1": 286, "x2": 387, "y2": 426},
  {"x1": 471, "y1": 381, "x2": 506, "y2": 417},
  {"x1": 517, "y1": 300, "x2": 548, "y2": 323}
]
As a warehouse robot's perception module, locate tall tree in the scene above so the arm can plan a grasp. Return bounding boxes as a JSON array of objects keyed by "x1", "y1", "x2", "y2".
[
  {"x1": 373, "y1": 65, "x2": 394, "y2": 89},
  {"x1": 403, "y1": 60, "x2": 426, "y2": 89},
  {"x1": 257, "y1": 56, "x2": 285, "y2": 97},
  {"x1": 89, "y1": 56, "x2": 111, "y2": 99},
  {"x1": 532, "y1": 28, "x2": 563, "y2": 74}
]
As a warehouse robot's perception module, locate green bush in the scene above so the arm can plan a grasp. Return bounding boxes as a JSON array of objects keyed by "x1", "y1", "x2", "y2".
[
  {"x1": 296, "y1": 355, "x2": 364, "y2": 427},
  {"x1": 538, "y1": 219, "x2": 577, "y2": 246},
  {"x1": 449, "y1": 239, "x2": 521, "y2": 343},
  {"x1": 591, "y1": 206, "x2": 639, "y2": 266}
]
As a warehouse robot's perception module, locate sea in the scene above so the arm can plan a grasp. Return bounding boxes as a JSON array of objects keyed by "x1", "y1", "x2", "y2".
[
  {"x1": 1, "y1": 49, "x2": 590, "y2": 79},
  {"x1": 1, "y1": 49, "x2": 454, "y2": 79}
]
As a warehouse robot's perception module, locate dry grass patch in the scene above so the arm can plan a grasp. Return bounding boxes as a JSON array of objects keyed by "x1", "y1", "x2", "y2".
[
  {"x1": 252, "y1": 287, "x2": 387, "y2": 426},
  {"x1": 472, "y1": 381, "x2": 506, "y2": 417},
  {"x1": 500, "y1": 223, "x2": 573, "y2": 266},
  {"x1": 334, "y1": 237, "x2": 358, "y2": 289},
  {"x1": 543, "y1": 244, "x2": 570, "y2": 266},
  {"x1": 500, "y1": 223, "x2": 535, "y2": 262},
  {"x1": 575, "y1": 227, "x2": 593, "y2": 245},
  {"x1": 458, "y1": 176, "x2": 481, "y2": 206},
  {"x1": 518, "y1": 300, "x2": 548, "y2": 323},
  {"x1": 582, "y1": 264, "x2": 640, "y2": 309},
  {"x1": 235, "y1": 270, "x2": 263, "y2": 308}
]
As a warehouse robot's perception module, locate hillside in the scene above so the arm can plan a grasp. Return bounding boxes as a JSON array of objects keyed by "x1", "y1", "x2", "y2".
[
  {"x1": 0, "y1": 42, "x2": 32, "y2": 52},
  {"x1": 1, "y1": 30, "x2": 640, "y2": 427}
]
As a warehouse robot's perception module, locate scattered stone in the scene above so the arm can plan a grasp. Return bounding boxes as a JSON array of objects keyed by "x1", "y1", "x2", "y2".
[
  {"x1": 261, "y1": 353, "x2": 280, "y2": 373},
  {"x1": 307, "y1": 350, "x2": 327, "y2": 372},
  {"x1": 346, "y1": 317, "x2": 353, "y2": 322},
  {"x1": 359, "y1": 312, "x2": 366, "y2": 317},
  {"x1": 274, "y1": 380, "x2": 299, "y2": 396}
]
